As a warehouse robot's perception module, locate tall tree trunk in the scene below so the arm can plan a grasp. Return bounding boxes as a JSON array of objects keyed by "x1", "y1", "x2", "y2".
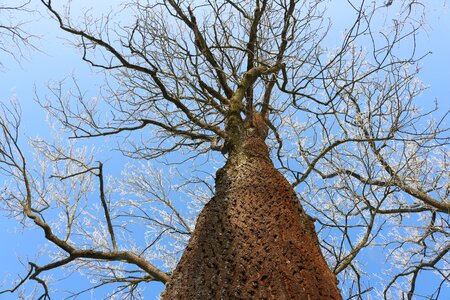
[{"x1": 163, "y1": 117, "x2": 342, "y2": 299}]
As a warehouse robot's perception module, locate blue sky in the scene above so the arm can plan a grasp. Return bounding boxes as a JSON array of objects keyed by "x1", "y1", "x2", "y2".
[{"x1": 1, "y1": 1, "x2": 449, "y2": 299}]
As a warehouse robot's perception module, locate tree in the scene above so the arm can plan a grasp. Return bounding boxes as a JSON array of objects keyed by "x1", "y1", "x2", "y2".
[
  {"x1": 0, "y1": 0, "x2": 36, "y2": 65},
  {"x1": 1, "y1": 0, "x2": 449, "y2": 299}
]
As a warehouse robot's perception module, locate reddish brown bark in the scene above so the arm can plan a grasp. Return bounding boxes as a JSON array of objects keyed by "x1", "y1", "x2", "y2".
[{"x1": 163, "y1": 119, "x2": 342, "y2": 299}]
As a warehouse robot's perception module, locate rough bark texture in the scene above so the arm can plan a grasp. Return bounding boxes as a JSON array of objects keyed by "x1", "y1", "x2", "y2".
[{"x1": 163, "y1": 119, "x2": 342, "y2": 299}]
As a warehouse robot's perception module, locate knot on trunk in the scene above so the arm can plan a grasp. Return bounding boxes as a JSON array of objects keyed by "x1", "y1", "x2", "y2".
[
  {"x1": 245, "y1": 112, "x2": 268, "y2": 140},
  {"x1": 228, "y1": 112, "x2": 270, "y2": 159}
]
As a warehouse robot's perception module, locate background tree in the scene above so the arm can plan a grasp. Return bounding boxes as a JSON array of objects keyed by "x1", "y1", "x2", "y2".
[
  {"x1": 1, "y1": 0, "x2": 449, "y2": 299},
  {"x1": 0, "y1": 0, "x2": 36, "y2": 66}
]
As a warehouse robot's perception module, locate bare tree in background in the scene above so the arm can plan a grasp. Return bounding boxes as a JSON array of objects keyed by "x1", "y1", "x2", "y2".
[
  {"x1": 0, "y1": 1, "x2": 35, "y2": 65},
  {"x1": 1, "y1": 0, "x2": 449, "y2": 299}
]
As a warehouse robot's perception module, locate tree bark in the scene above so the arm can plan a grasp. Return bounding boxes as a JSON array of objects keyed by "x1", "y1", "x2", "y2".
[{"x1": 163, "y1": 117, "x2": 342, "y2": 299}]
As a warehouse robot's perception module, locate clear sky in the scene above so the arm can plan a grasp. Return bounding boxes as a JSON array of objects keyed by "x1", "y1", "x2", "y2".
[{"x1": 1, "y1": 1, "x2": 449, "y2": 299}]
